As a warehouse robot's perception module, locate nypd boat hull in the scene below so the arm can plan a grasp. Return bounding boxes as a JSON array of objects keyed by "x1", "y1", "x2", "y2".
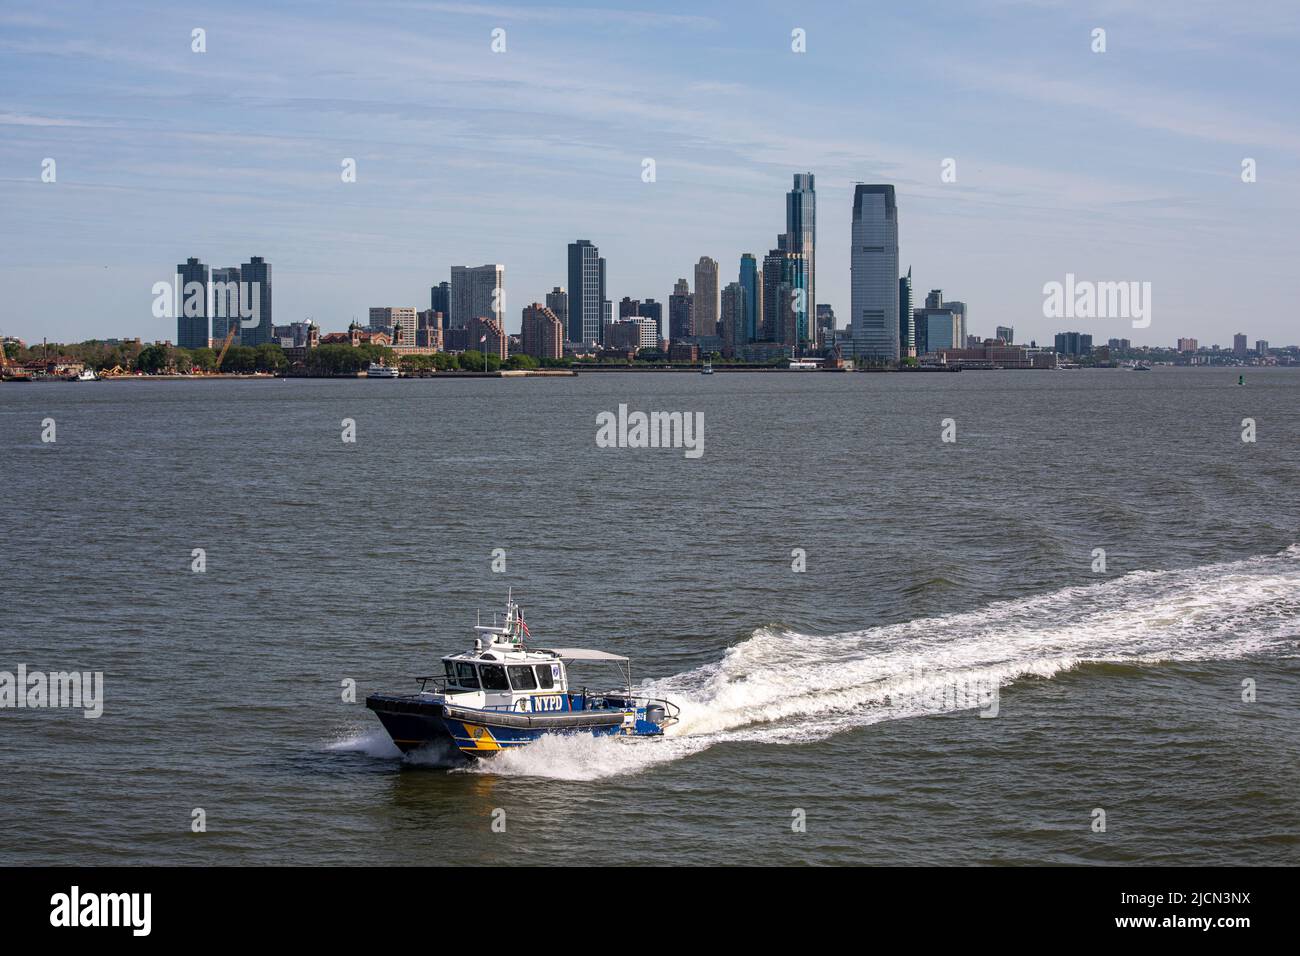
[{"x1": 366, "y1": 596, "x2": 678, "y2": 758}]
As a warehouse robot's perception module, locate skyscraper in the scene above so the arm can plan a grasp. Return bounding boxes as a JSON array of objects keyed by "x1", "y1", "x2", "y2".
[
  {"x1": 762, "y1": 245, "x2": 807, "y2": 348},
  {"x1": 850, "y1": 185, "x2": 899, "y2": 363},
  {"x1": 899, "y1": 267, "x2": 915, "y2": 359},
  {"x1": 209, "y1": 266, "x2": 241, "y2": 345},
  {"x1": 1233, "y1": 333, "x2": 1248, "y2": 355},
  {"x1": 946, "y1": 300, "x2": 967, "y2": 344},
  {"x1": 176, "y1": 257, "x2": 209, "y2": 349},
  {"x1": 449, "y1": 264, "x2": 504, "y2": 330},
  {"x1": 430, "y1": 281, "x2": 450, "y2": 316},
  {"x1": 786, "y1": 173, "x2": 816, "y2": 347},
  {"x1": 996, "y1": 326, "x2": 1015, "y2": 344},
  {"x1": 545, "y1": 287, "x2": 568, "y2": 336},
  {"x1": 720, "y1": 282, "x2": 747, "y2": 357},
  {"x1": 693, "y1": 257, "x2": 720, "y2": 340},
  {"x1": 739, "y1": 253, "x2": 759, "y2": 344},
  {"x1": 239, "y1": 255, "x2": 273, "y2": 347},
  {"x1": 567, "y1": 240, "x2": 603, "y2": 346},
  {"x1": 668, "y1": 278, "x2": 693, "y2": 341}
]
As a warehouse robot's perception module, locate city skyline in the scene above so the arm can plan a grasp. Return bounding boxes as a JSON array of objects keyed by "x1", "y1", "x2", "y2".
[{"x1": 2, "y1": 2, "x2": 1299, "y2": 346}]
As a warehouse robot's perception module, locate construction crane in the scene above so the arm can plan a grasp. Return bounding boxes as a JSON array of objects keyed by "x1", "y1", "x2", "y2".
[{"x1": 214, "y1": 325, "x2": 237, "y2": 371}]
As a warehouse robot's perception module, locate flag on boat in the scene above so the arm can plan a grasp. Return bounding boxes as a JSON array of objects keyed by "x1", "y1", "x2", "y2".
[
  {"x1": 517, "y1": 610, "x2": 530, "y2": 638},
  {"x1": 480, "y1": 335, "x2": 487, "y2": 343}
]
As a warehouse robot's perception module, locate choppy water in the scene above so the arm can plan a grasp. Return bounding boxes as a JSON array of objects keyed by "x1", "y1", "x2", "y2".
[{"x1": 1, "y1": 368, "x2": 1297, "y2": 865}]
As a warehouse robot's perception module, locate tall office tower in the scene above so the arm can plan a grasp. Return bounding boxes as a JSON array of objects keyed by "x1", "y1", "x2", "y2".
[
  {"x1": 449, "y1": 264, "x2": 505, "y2": 329},
  {"x1": 693, "y1": 257, "x2": 720, "y2": 339},
  {"x1": 521, "y1": 303, "x2": 564, "y2": 360},
  {"x1": 239, "y1": 255, "x2": 273, "y2": 346},
  {"x1": 996, "y1": 326, "x2": 1014, "y2": 344},
  {"x1": 639, "y1": 299, "x2": 663, "y2": 341},
  {"x1": 370, "y1": 307, "x2": 417, "y2": 347},
  {"x1": 545, "y1": 286, "x2": 568, "y2": 335},
  {"x1": 618, "y1": 296, "x2": 641, "y2": 318},
  {"x1": 850, "y1": 185, "x2": 899, "y2": 363},
  {"x1": 946, "y1": 300, "x2": 967, "y2": 344},
  {"x1": 925, "y1": 289, "x2": 943, "y2": 310},
  {"x1": 786, "y1": 173, "x2": 816, "y2": 346},
  {"x1": 430, "y1": 281, "x2": 450, "y2": 316},
  {"x1": 921, "y1": 309, "x2": 960, "y2": 352},
  {"x1": 899, "y1": 267, "x2": 915, "y2": 359},
  {"x1": 209, "y1": 266, "x2": 241, "y2": 345},
  {"x1": 720, "y1": 282, "x2": 747, "y2": 357},
  {"x1": 1256, "y1": 340, "x2": 1269, "y2": 354},
  {"x1": 761, "y1": 246, "x2": 808, "y2": 347},
  {"x1": 668, "y1": 278, "x2": 694, "y2": 341},
  {"x1": 739, "y1": 253, "x2": 759, "y2": 344},
  {"x1": 176, "y1": 257, "x2": 209, "y2": 349},
  {"x1": 566, "y1": 240, "x2": 603, "y2": 346},
  {"x1": 816, "y1": 303, "x2": 836, "y2": 344},
  {"x1": 1233, "y1": 333, "x2": 1248, "y2": 355}
]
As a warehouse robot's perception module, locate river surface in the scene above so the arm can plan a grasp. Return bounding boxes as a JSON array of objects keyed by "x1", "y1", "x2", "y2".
[{"x1": 1, "y1": 367, "x2": 1297, "y2": 865}]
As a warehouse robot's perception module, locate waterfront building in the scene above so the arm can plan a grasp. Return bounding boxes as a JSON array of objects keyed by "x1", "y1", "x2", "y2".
[
  {"x1": 209, "y1": 266, "x2": 241, "y2": 345},
  {"x1": 369, "y1": 307, "x2": 418, "y2": 347},
  {"x1": 239, "y1": 256, "x2": 273, "y2": 347},
  {"x1": 1054, "y1": 331, "x2": 1094, "y2": 356},
  {"x1": 850, "y1": 185, "x2": 899, "y2": 363},
  {"x1": 467, "y1": 315, "x2": 508, "y2": 360},
  {"x1": 786, "y1": 173, "x2": 817, "y2": 346},
  {"x1": 720, "y1": 281, "x2": 747, "y2": 357},
  {"x1": 176, "y1": 257, "x2": 209, "y2": 349},
  {"x1": 1233, "y1": 333, "x2": 1248, "y2": 355},
  {"x1": 668, "y1": 278, "x2": 693, "y2": 340},
  {"x1": 449, "y1": 264, "x2": 505, "y2": 329},
  {"x1": 521, "y1": 303, "x2": 564, "y2": 360},
  {"x1": 899, "y1": 268, "x2": 915, "y2": 359},
  {"x1": 1256, "y1": 339, "x2": 1269, "y2": 354},
  {"x1": 694, "y1": 257, "x2": 720, "y2": 340},
  {"x1": 545, "y1": 287, "x2": 568, "y2": 333},
  {"x1": 566, "y1": 240, "x2": 604, "y2": 346},
  {"x1": 739, "y1": 254, "x2": 760, "y2": 344},
  {"x1": 1177, "y1": 337, "x2": 1199, "y2": 352},
  {"x1": 639, "y1": 299, "x2": 664, "y2": 340}
]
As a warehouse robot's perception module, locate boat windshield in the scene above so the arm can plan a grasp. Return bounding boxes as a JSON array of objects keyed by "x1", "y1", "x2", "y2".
[
  {"x1": 445, "y1": 660, "x2": 480, "y2": 689},
  {"x1": 478, "y1": 663, "x2": 510, "y2": 691},
  {"x1": 508, "y1": 665, "x2": 538, "y2": 691}
]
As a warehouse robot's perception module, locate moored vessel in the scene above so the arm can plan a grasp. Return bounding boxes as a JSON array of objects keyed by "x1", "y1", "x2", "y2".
[{"x1": 367, "y1": 362, "x2": 399, "y2": 378}]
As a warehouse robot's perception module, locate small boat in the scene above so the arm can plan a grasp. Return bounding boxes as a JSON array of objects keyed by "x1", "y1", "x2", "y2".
[
  {"x1": 367, "y1": 595, "x2": 679, "y2": 757},
  {"x1": 76, "y1": 368, "x2": 97, "y2": 382},
  {"x1": 701, "y1": 361, "x2": 713, "y2": 375},
  {"x1": 367, "y1": 362, "x2": 399, "y2": 378},
  {"x1": 1133, "y1": 363, "x2": 1151, "y2": 371}
]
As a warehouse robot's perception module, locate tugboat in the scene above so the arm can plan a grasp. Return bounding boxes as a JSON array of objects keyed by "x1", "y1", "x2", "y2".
[{"x1": 366, "y1": 595, "x2": 679, "y2": 757}]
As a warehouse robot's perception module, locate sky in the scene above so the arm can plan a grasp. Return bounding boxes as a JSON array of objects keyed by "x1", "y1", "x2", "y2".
[{"x1": 1, "y1": 0, "x2": 1298, "y2": 347}]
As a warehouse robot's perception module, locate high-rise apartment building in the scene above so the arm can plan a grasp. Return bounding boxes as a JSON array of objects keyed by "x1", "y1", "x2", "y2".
[
  {"x1": 449, "y1": 264, "x2": 504, "y2": 329},
  {"x1": 693, "y1": 256, "x2": 720, "y2": 340}
]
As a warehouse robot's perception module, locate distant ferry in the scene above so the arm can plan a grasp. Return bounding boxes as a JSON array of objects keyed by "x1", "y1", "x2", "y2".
[
  {"x1": 788, "y1": 360, "x2": 820, "y2": 370},
  {"x1": 366, "y1": 595, "x2": 679, "y2": 757},
  {"x1": 367, "y1": 362, "x2": 399, "y2": 378}
]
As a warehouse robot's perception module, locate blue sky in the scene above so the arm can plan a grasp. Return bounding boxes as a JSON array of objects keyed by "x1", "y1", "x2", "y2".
[{"x1": 2, "y1": 0, "x2": 1298, "y2": 346}]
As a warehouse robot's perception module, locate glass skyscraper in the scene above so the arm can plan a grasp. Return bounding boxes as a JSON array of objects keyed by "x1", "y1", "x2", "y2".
[
  {"x1": 739, "y1": 253, "x2": 759, "y2": 344},
  {"x1": 239, "y1": 255, "x2": 273, "y2": 347},
  {"x1": 786, "y1": 173, "x2": 816, "y2": 347},
  {"x1": 850, "y1": 185, "x2": 899, "y2": 363},
  {"x1": 176, "y1": 257, "x2": 209, "y2": 349},
  {"x1": 899, "y1": 267, "x2": 915, "y2": 359},
  {"x1": 567, "y1": 240, "x2": 603, "y2": 346}
]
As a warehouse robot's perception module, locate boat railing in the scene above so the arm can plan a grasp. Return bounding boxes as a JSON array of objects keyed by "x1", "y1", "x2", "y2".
[{"x1": 412, "y1": 677, "x2": 679, "y2": 722}]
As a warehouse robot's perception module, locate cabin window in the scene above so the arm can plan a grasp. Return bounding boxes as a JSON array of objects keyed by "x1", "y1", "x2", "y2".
[
  {"x1": 534, "y1": 664, "x2": 554, "y2": 689},
  {"x1": 453, "y1": 662, "x2": 480, "y2": 689},
  {"x1": 478, "y1": 664, "x2": 510, "y2": 691},
  {"x1": 508, "y1": 665, "x2": 538, "y2": 691}
]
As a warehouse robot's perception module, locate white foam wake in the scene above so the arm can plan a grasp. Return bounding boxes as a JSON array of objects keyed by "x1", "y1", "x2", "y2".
[{"x1": 469, "y1": 546, "x2": 1299, "y2": 780}]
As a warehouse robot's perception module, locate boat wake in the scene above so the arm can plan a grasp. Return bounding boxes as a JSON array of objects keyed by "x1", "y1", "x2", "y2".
[{"x1": 468, "y1": 546, "x2": 1300, "y2": 780}]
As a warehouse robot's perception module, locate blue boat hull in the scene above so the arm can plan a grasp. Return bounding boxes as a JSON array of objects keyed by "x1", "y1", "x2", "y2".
[{"x1": 366, "y1": 693, "x2": 663, "y2": 757}]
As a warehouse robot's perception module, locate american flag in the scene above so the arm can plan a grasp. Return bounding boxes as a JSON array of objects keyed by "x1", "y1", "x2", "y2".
[
  {"x1": 517, "y1": 609, "x2": 531, "y2": 639},
  {"x1": 479, "y1": 334, "x2": 487, "y2": 343}
]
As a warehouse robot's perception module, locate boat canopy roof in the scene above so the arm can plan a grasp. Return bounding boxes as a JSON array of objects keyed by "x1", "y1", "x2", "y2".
[{"x1": 539, "y1": 647, "x2": 629, "y2": 663}]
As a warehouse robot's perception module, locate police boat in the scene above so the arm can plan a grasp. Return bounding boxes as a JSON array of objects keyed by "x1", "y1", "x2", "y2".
[{"x1": 366, "y1": 595, "x2": 680, "y2": 757}]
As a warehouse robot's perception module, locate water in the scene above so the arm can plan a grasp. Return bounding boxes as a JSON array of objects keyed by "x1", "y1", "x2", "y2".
[{"x1": 1, "y1": 368, "x2": 1297, "y2": 865}]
